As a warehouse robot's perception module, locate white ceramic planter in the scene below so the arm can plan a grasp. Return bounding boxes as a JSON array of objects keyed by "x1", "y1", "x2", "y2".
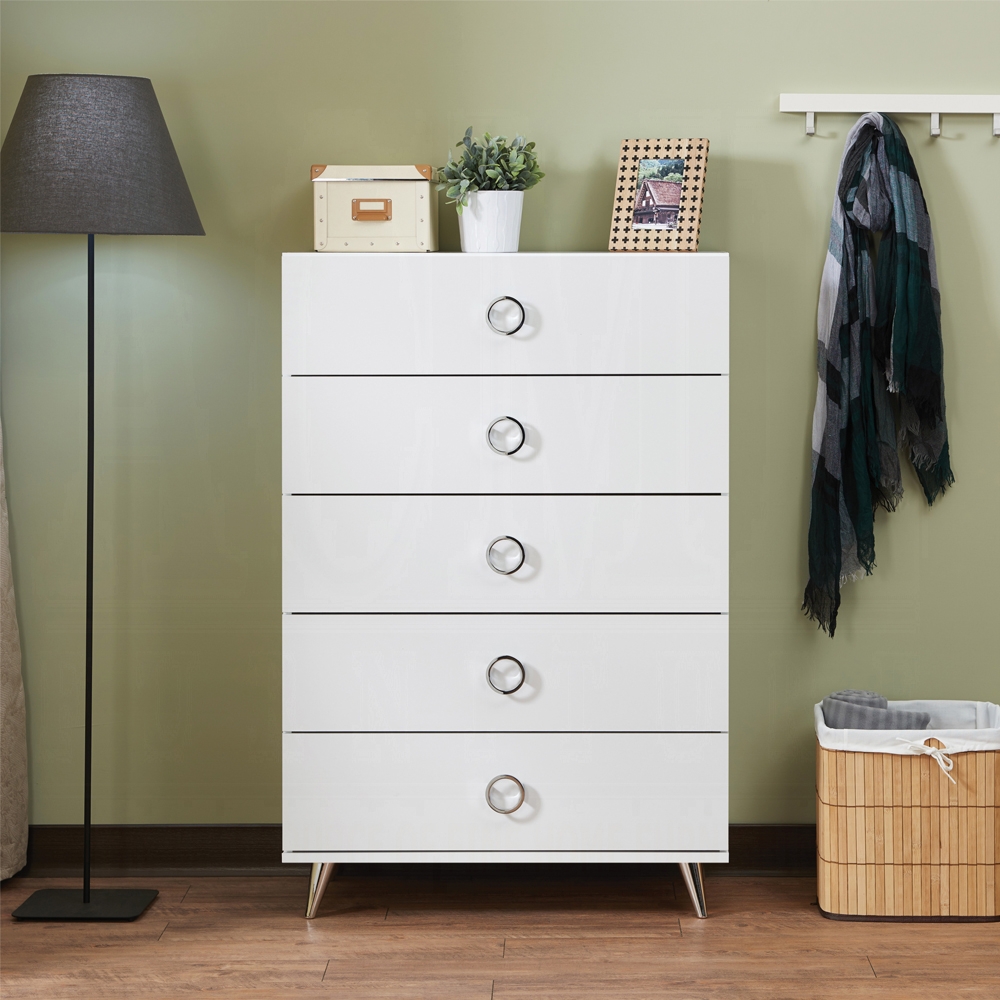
[{"x1": 458, "y1": 191, "x2": 524, "y2": 253}]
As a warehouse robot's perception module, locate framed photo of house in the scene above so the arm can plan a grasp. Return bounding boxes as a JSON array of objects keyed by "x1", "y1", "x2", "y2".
[{"x1": 608, "y1": 139, "x2": 709, "y2": 252}]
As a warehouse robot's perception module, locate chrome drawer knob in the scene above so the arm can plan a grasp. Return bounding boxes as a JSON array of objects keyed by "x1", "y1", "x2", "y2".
[
  {"x1": 486, "y1": 774, "x2": 525, "y2": 814},
  {"x1": 487, "y1": 416, "x2": 526, "y2": 456},
  {"x1": 486, "y1": 296, "x2": 525, "y2": 336},
  {"x1": 486, "y1": 535, "x2": 525, "y2": 575},
  {"x1": 487, "y1": 655, "x2": 526, "y2": 695}
]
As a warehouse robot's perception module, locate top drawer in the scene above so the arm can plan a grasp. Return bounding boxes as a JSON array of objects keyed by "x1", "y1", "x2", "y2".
[{"x1": 282, "y1": 252, "x2": 728, "y2": 375}]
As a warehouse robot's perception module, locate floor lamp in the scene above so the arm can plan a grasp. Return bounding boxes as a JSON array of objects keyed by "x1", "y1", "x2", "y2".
[{"x1": 2, "y1": 74, "x2": 204, "y2": 921}]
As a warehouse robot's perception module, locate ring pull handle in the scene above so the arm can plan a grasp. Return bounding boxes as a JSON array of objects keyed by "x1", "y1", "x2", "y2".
[
  {"x1": 486, "y1": 774, "x2": 525, "y2": 814},
  {"x1": 487, "y1": 416, "x2": 526, "y2": 456},
  {"x1": 486, "y1": 296, "x2": 526, "y2": 336},
  {"x1": 486, "y1": 535, "x2": 525, "y2": 575},
  {"x1": 486, "y1": 655, "x2": 526, "y2": 695}
]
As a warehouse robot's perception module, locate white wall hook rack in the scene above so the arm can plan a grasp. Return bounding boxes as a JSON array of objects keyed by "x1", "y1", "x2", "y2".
[{"x1": 779, "y1": 94, "x2": 1000, "y2": 138}]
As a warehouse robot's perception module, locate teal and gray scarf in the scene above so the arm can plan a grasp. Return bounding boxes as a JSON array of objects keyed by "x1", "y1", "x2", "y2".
[{"x1": 803, "y1": 113, "x2": 953, "y2": 636}]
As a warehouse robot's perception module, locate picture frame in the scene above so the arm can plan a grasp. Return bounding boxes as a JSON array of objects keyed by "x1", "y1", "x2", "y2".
[{"x1": 608, "y1": 138, "x2": 709, "y2": 252}]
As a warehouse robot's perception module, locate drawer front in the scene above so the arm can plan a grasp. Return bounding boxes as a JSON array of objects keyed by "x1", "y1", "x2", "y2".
[
  {"x1": 283, "y1": 495, "x2": 728, "y2": 613},
  {"x1": 283, "y1": 614, "x2": 728, "y2": 732},
  {"x1": 283, "y1": 732, "x2": 728, "y2": 852},
  {"x1": 283, "y1": 375, "x2": 728, "y2": 494},
  {"x1": 282, "y1": 253, "x2": 728, "y2": 375}
]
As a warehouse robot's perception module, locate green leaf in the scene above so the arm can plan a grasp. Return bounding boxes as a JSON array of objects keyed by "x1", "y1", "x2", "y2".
[{"x1": 435, "y1": 128, "x2": 544, "y2": 200}]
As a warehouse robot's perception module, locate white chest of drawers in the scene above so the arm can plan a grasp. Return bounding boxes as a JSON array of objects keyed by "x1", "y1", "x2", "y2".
[{"x1": 282, "y1": 252, "x2": 729, "y2": 918}]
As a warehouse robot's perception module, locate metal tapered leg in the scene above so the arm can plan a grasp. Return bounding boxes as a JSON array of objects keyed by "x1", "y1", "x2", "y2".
[
  {"x1": 305, "y1": 862, "x2": 337, "y2": 919},
  {"x1": 679, "y1": 862, "x2": 708, "y2": 918}
]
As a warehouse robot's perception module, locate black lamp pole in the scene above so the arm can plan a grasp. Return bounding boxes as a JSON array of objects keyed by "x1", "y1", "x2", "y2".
[
  {"x1": 84, "y1": 231, "x2": 95, "y2": 903},
  {"x1": 2, "y1": 74, "x2": 204, "y2": 921}
]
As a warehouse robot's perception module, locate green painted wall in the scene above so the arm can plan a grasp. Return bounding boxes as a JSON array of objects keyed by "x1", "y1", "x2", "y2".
[{"x1": 2, "y1": 1, "x2": 997, "y2": 826}]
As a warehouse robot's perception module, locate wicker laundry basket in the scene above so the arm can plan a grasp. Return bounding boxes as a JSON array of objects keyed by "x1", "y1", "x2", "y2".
[{"x1": 815, "y1": 701, "x2": 1000, "y2": 921}]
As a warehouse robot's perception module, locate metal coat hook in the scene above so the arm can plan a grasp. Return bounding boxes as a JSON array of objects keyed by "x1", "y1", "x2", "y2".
[{"x1": 780, "y1": 94, "x2": 1000, "y2": 138}]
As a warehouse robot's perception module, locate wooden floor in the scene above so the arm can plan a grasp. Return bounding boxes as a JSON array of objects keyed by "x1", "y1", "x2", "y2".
[{"x1": 2, "y1": 869, "x2": 998, "y2": 998}]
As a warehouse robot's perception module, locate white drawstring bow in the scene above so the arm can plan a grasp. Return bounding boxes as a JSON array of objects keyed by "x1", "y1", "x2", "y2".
[{"x1": 895, "y1": 737, "x2": 957, "y2": 783}]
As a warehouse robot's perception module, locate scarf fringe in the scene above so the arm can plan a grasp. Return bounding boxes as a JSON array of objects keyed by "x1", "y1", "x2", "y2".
[
  {"x1": 802, "y1": 581, "x2": 841, "y2": 637},
  {"x1": 841, "y1": 566, "x2": 870, "y2": 586},
  {"x1": 874, "y1": 480, "x2": 903, "y2": 514}
]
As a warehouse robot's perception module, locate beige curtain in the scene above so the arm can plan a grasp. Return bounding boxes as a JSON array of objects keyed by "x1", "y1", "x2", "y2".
[{"x1": 1, "y1": 418, "x2": 28, "y2": 879}]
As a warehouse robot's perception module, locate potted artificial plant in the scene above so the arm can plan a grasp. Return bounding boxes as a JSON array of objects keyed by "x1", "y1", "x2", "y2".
[{"x1": 437, "y1": 127, "x2": 544, "y2": 252}]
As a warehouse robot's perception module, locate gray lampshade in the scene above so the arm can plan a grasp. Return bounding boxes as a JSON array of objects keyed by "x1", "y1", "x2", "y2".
[{"x1": 1, "y1": 74, "x2": 204, "y2": 235}]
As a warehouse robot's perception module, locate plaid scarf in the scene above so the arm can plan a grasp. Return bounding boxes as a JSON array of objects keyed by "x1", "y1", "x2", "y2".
[{"x1": 803, "y1": 113, "x2": 953, "y2": 636}]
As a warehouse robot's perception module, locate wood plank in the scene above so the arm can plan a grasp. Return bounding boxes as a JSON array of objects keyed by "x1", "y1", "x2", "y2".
[
  {"x1": 319, "y1": 975, "x2": 495, "y2": 998},
  {"x1": 949, "y1": 754, "x2": 962, "y2": 807},
  {"x1": 823, "y1": 863, "x2": 1000, "y2": 919},
  {"x1": 493, "y1": 979, "x2": 987, "y2": 1000},
  {"x1": 503, "y1": 939, "x2": 876, "y2": 980},
  {"x1": 874, "y1": 803, "x2": 885, "y2": 866},
  {"x1": 3, "y1": 873, "x2": 999, "y2": 1000},
  {"x1": 838, "y1": 798, "x2": 849, "y2": 866},
  {"x1": 0, "y1": 959, "x2": 328, "y2": 997},
  {"x1": 820, "y1": 800, "x2": 831, "y2": 862},
  {"x1": 330, "y1": 933, "x2": 505, "y2": 963},
  {"x1": 889, "y1": 807, "x2": 900, "y2": 869},
  {"x1": 383, "y1": 905, "x2": 687, "y2": 933},
  {"x1": 818, "y1": 857, "x2": 831, "y2": 911},
  {"x1": 868, "y1": 949, "x2": 1000, "y2": 980},
  {"x1": 865, "y1": 807, "x2": 876, "y2": 867}
]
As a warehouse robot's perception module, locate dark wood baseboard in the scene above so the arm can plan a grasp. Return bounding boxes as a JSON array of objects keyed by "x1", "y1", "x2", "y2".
[
  {"x1": 14, "y1": 823, "x2": 816, "y2": 879},
  {"x1": 19, "y1": 824, "x2": 301, "y2": 878},
  {"x1": 722, "y1": 824, "x2": 816, "y2": 876}
]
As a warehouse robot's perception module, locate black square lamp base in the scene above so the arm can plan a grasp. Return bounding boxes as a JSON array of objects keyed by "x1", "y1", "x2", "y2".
[{"x1": 12, "y1": 888, "x2": 159, "y2": 921}]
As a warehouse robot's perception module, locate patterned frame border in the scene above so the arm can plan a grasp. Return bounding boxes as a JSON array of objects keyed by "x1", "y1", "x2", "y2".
[{"x1": 608, "y1": 139, "x2": 709, "y2": 252}]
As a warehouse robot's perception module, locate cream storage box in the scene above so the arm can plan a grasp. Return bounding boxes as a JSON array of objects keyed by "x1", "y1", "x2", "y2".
[{"x1": 312, "y1": 164, "x2": 438, "y2": 252}]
